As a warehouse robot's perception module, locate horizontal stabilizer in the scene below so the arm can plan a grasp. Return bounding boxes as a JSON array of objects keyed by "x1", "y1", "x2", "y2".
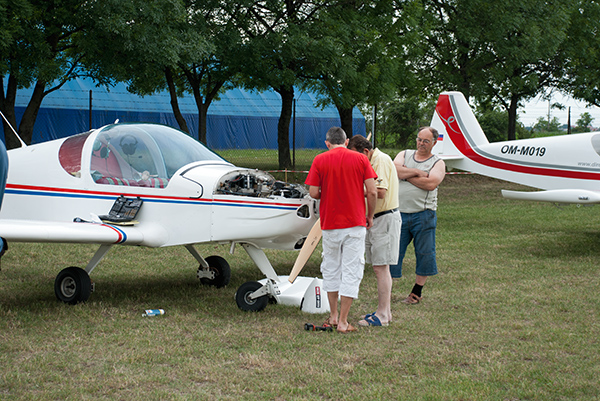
[
  {"x1": 501, "y1": 189, "x2": 600, "y2": 204},
  {"x1": 439, "y1": 154, "x2": 464, "y2": 161}
]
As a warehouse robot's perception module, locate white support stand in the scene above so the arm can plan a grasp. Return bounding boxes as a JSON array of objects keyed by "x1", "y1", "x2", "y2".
[{"x1": 85, "y1": 244, "x2": 113, "y2": 274}]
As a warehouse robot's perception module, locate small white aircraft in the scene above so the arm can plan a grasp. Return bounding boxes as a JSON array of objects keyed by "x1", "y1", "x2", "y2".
[
  {"x1": 0, "y1": 120, "x2": 320, "y2": 311},
  {"x1": 431, "y1": 91, "x2": 600, "y2": 203}
]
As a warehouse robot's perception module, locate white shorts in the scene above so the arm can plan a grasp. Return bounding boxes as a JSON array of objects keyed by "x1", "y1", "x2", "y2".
[
  {"x1": 366, "y1": 210, "x2": 401, "y2": 266},
  {"x1": 320, "y1": 226, "x2": 366, "y2": 299}
]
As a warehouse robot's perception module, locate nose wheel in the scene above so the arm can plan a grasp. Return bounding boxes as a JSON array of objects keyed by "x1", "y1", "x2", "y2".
[{"x1": 235, "y1": 281, "x2": 269, "y2": 312}]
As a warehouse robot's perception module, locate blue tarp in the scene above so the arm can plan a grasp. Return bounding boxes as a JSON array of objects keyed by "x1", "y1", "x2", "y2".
[{"x1": 3, "y1": 78, "x2": 366, "y2": 149}]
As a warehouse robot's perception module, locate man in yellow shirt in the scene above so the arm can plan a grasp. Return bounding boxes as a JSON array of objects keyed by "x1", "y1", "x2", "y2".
[{"x1": 348, "y1": 135, "x2": 400, "y2": 326}]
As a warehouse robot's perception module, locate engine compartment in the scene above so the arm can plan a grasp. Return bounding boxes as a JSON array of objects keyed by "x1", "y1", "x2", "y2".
[{"x1": 216, "y1": 170, "x2": 308, "y2": 199}]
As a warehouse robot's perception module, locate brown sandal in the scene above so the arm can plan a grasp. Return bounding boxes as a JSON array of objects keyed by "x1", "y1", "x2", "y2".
[
  {"x1": 337, "y1": 324, "x2": 357, "y2": 334},
  {"x1": 401, "y1": 293, "x2": 422, "y2": 305},
  {"x1": 323, "y1": 316, "x2": 338, "y2": 328}
]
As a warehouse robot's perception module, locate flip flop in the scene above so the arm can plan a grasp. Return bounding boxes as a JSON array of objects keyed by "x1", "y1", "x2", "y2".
[
  {"x1": 360, "y1": 311, "x2": 393, "y2": 324},
  {"x1": 336, "y1": 324, "x2": 358, "y2": 334},
  {"x1": 358, "y1": 314, "x2": 389, "y2": 327},
  {"x1": 323, "y1": 317, "x2": 338, "y2": 328}
]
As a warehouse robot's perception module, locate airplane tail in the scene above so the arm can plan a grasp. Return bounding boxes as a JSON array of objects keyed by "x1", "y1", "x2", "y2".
[{"x1": 431, "y1": 91, "x2": 489, "y2": 163}]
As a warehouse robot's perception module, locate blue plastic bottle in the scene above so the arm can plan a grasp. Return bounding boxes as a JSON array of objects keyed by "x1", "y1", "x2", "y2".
[{"x1": 142, "y1": 309, "x2": 165, "y2": 317}]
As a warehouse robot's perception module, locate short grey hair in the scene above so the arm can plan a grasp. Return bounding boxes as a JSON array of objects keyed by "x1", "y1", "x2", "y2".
[
  {"x1": 418, "y1": 126, "x2": 439, "y2": 140},
  {"x1": 326, "y1": 127, "x2": 347, "y2": 145}
]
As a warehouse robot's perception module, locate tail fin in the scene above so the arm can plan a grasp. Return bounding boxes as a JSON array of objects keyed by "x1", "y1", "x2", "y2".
[{"x1": 431, "y1": 91, "x2": 489, "y2": 160}]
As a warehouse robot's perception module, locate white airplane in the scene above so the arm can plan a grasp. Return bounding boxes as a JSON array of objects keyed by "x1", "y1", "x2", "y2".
[
  {"x1": 431, "y1": 91, "x2": 600, "y2": 204},
  {"x1": 0, "y1": 120, "x2": 320, "y2": 311}
]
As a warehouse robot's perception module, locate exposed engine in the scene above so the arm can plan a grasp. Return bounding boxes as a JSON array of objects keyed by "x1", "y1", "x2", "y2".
[{"x1": 216, "y1": 170, "x2": 308, "y2": 199}]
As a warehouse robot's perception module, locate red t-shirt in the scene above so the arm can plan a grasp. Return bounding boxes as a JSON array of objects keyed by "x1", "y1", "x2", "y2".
[{"x1": 305, "y1": 147, "x2": 377, "y2": 230}]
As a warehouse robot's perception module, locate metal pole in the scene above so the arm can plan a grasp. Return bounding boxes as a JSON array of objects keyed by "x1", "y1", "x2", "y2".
[
  {"x1": 372, "y1": 104, "x2": 377, "y2": 146},
  {"x1": 89, "y1": 90, "x2": 92, "y2": 130},
  {"x1": 293, "y1": 98, "x2": 296, "y2": 168}
]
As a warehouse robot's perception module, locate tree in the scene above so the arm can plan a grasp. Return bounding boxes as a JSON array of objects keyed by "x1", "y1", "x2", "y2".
[
  {"x1": 235, "y1": 0, "x2": 340, "y2": 169},
  {"x1": 172, "y1": 1, "x2": 246, "y2": 143},
  {"x1": 474, "y1": 105, "x2": 527, "y2": 142},
  {"x1": 574, "y1": 112, "x2": 594, "y2": 133},
  {"x1": 556, "y1": 1, "x2": 600, "y2": 108},
  {"x1": 417, "y1": 0, "x2": 576, "y2": 141},
  {"x1": 366, "y1": 95, "x2": 435, "y2": 149},
  {"x1": 305, "y1": 1, "x2": 411, "y2": 137},
  {"x1": 128, "y1": 0, "x2": 244, "y2": 143},
  {"x1": 81, "y1": 0, "x2": 226, "y2": 143},
  {"x1": 532, "y1": 116, "x2": 561, "y2": 135},
  {"x1": 1, "y1": 0, "x2": 97, "y2": 148}
]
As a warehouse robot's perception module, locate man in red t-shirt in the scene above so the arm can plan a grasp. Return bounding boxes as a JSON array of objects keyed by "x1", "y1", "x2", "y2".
[{"x1": 305, "y1": 127, "x2": 377, "y2": 333}]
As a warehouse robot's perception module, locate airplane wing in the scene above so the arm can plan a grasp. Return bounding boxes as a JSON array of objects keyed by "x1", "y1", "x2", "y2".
[
  {"x1": 501, "y1": 189, "x2": 600, "y2": 204},
  {"x1": 0, "y1": 219, "x2": 145, "y2": 244}
]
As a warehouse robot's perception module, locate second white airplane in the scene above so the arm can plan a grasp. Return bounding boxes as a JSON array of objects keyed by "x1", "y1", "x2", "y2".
[{"x1": 431, "y1": 91, "x2": 600, "y2": 204}]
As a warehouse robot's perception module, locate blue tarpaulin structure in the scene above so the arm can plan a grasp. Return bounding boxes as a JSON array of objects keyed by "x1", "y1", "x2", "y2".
[{"x1": 3, "y1": 78, "x2": 366, "y2": 149}]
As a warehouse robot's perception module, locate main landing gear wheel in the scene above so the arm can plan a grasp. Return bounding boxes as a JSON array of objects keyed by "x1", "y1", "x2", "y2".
[
  {"x1": 54, "y1": 266, "x2": 92, "y2": 304},
  {"x1": 197, "y1": 255, "x2": 231, "y2": 288}
]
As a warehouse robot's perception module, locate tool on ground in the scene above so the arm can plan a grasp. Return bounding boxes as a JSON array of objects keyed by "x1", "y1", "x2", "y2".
[{"x1": 304, "y1": 323, "x2": 333, "y2": 332}]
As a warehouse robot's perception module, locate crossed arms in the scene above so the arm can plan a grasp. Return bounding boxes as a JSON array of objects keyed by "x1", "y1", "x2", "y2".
[{"x1": 394, "y1": 150, "x2": 446, "y2": 191}]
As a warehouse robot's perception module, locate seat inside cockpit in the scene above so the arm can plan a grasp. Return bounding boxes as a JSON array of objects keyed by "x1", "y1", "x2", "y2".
[{"x1": 90, "y1": 129, "x2": 169, "y2": 188}]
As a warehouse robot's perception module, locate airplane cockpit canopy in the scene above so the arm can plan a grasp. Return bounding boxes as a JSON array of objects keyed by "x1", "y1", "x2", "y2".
[{"x1": 59, "y1": 123, "x2": 227, "y2": 188}]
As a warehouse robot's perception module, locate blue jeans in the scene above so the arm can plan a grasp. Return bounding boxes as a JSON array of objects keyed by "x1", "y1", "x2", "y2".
[{"x1": 389, "y1": 210, "x2": 438, "y2": 279}]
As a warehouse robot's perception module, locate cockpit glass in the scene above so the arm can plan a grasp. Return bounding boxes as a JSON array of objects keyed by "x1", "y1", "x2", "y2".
[{"x1": 89, "y1": 123, "x2": 226, "y2": 188}]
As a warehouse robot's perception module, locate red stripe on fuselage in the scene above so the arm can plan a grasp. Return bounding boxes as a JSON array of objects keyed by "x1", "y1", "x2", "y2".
[
  {"x1": 5, "y1": 183, "x2": 305, "y2": 208},
  {"x1": 436, "y1": 94, "x2": 600, "y2": 181}
]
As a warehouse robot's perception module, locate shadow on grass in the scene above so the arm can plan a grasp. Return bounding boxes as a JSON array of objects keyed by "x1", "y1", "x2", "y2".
[{"x1": 508, "y1": 228, "x2": 600, "y2": 260}]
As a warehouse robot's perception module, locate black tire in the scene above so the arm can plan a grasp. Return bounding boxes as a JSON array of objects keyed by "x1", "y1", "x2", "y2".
[
  {"x1": 198, "y1": 255, "x2": 231, "y2": 288},
  {"x1": 235, "y1": 281, "x2": 268, "y2": 312},
  {"x1": 54, "y1": 266, "x2": 92, "y2": 304}
]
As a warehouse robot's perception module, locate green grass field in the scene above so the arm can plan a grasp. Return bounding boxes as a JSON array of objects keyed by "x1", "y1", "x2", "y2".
[{"x1": 1, "y1": 174, "x2": 599, "y2": 400}]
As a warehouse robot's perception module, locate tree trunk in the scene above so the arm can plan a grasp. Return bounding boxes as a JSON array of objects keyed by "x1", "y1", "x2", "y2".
[
  {"x1": 198, "y1": 103, "x2": 208, "y2": 144},
  {"x1": 18, "y1": 80, "x2": 46, "y2": 146},
  {"x1": 507, "y1": 94, "x2": 519, "y2": 141},
  {"x1": 275, "y1": 85, "x2": 293, "y2": 169},
  {"x1": 189, "y1": 78, "x2": 223, "y2": 145},
  {"x1": 165, "y1": 68, "x2": 190, "y2": 135},
  {"x1": 1, "y1": 75, "x2": 21, "y2": 149},
  {"x1": 336, "y1": 106, "x2": 354, "y2": 137}
]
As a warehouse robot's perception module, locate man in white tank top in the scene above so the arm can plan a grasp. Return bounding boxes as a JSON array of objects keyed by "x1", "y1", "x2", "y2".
[{"x1": 390, "y1": 127, "x2": 446, "y2": 304}]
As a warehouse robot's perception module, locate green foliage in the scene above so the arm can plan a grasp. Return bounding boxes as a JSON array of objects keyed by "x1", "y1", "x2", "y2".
[
  {"x1": 556, "y1": 1, "x2": 600, "y2": 108},
  {"x1": 475, "y1": 107, "x2": 509, "y2": 142},
  {"x1": 475, "y1": 106, "x2": 528, "y2": 142},
  {"x1": 573, "y1": 111, "x2": 594, "y2": 133},
  {"x1": 364, "y1": 95, "x2": 436, "y2": 150},
  {"x1": 418, "y1": 0, "x2": 578, "y2": 140},
  {"x1": 3, "y1": 0, "x2": 600, "y2": 156},
  {"x1": 532, "y1": 116, "x2": 562, "y2": 135}
]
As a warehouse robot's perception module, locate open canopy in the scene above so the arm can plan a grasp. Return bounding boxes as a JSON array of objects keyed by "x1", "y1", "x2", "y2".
[{"x1": 58, "y1": 123, "x2": 227, "y2": 189}]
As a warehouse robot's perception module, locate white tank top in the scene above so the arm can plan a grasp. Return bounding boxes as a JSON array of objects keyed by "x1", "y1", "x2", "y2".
[{"x1": 398, "y1": 150, "x2": 441, "y2": 213}]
